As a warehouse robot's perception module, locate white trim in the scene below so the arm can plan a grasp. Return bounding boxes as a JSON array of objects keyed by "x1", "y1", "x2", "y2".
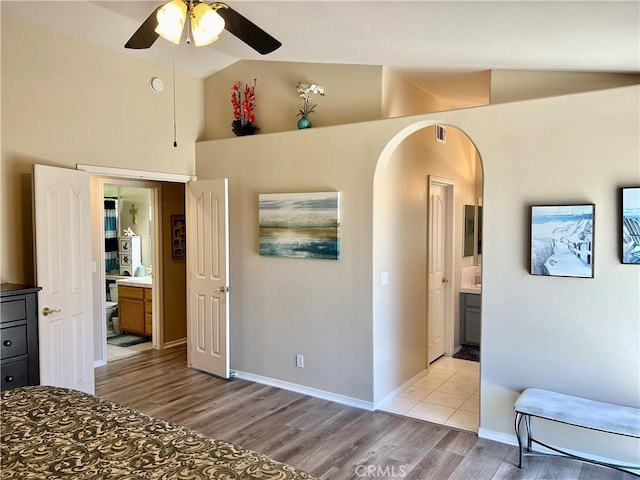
[
  {"x1": 478, "y1": 428, "x2": 639, "y2": 472},
  {"x1": 373, "y1": 368, "x2": 429, "y2": 410},
  {"x1": 234, "y1": 371, "x2": 374, "y2": 411},
  {"x1": 94, "y1": 359, "x2": 106, "y2": 368},
  {"x1": 77, "y1": 164, "x2": 196, "y2": 183}
]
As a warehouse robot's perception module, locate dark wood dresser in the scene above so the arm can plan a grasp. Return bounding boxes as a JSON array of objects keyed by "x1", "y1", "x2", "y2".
[{"x1": 0, "y1": 283, "x2": 42, "y2": 391}]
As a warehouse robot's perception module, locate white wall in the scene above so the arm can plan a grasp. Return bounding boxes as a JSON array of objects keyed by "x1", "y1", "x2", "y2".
[
  {"x1": 1, "y1": 15, "x2": 203, "y2": 285},
  {"x1": 203, "y1": 60, "x2": 383, "y2": 139},
  {"x1": 197, "y1": 85, "x2": 639, "y2": 464},
  {"x1": 490, "y1": 70, "x2": 640, "y2": 104}
]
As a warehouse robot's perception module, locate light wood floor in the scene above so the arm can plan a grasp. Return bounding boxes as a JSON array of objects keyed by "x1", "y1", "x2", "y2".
[{"x1": 95, "y1": 345, "x2": 636, "y2": 480}]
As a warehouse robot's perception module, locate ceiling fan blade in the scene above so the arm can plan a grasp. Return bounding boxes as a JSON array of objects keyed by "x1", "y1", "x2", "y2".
[
  {"x1": 217, "y1": 6, "x2": 281, "y2": 55},
  {"x1": 125, "y1": 6, "x2": 162, "y2": 49}
]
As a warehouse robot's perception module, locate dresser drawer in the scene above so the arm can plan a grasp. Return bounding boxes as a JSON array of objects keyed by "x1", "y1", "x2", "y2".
[
  {"x1": 119, "y1": 286, "x2": 144, "y2": 299},
  {"x1": 1, "y1": 325, "x2": 28, "y2": 359},
  {"x1": 0, "y1": 298, "x2": 27, "y2": 323},
  {"x1": 1, "y1": 359, "x2": 29, "y2": 390},
  {"x1": 462, "y1": 292, "x2": 481, "y2": 308}
]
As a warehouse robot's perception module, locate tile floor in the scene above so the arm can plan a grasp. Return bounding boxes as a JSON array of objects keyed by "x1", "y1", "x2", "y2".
[
  {"x1": 106, "y1": 325, "x2": 153, "y2": 362},
  {"x1": 107, "y1": 341, "x2": 153, "y2": 362},
  {"x1": 379, "y1": 356, "x2": 479, "y2": 432}
]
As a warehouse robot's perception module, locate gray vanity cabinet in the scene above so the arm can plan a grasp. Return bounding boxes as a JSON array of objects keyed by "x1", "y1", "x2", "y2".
[{"x1": 460, "y1": 293, "x2": 481, "y2": 346}]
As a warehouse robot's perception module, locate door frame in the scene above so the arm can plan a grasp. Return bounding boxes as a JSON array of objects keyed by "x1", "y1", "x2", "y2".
[
  {"x1": 78, "y1": 164, "x2": 195, "y2": 366},
  {"x1": 427, "y1": 176, "x2": 455, "y2": 362}
]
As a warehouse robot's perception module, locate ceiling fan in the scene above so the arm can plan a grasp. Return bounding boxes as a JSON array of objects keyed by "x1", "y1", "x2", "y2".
[{"x1": 125, "y1": 0, "x2": 281, "y2": 55}]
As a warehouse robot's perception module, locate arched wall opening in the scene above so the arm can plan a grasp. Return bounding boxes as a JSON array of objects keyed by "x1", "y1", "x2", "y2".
[{"x1": 372, "y1": 120, "x2": 484, "y2": 407}]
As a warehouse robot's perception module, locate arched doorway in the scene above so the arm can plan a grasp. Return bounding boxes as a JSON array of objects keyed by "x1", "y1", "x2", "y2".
[{"x1": 372, "y1": 121, "x2": 483, "y2": 432}]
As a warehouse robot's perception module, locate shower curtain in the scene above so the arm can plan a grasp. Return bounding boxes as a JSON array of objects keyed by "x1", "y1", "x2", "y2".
[{"x1": 104, "y1": 198, "x2": 118, "y2": 273}]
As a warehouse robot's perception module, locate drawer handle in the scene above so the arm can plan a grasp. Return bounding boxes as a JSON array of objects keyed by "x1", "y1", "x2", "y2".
[
  {"x1": 4, "y1": 376, "x2": 14, "y2": 383},
  {"x1": 3, "y1": 340, "x2": 12, "y2": 347}
]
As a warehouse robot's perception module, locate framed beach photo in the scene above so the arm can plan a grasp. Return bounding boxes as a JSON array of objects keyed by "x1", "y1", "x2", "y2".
[
  {"x1": 622, "y1": 187, "x2": 640, "y2": 264},
  {"x1": 530, "y1": 204, "x2": 594, "y2": 278},
  {"x1": 259, "y1": 192, "x2": 341, "y2": 260}
]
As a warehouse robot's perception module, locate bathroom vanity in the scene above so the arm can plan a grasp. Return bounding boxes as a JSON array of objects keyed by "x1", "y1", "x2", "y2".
[
  {"x1": 460, "y1": 266, "x2": 481, "y2": 347},
  {"x1": 116, "y1": 278, "x2": 152, "y2": 337},
  {"x1": 460, "y1": 291, "x2": 481, "y2": 346}
]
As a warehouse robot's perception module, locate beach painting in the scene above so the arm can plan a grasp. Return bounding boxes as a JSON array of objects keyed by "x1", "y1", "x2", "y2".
[
  {"x1": 622, "y1": 187, "x2": 640, "y2": 264},
  {"x1": 530, "y1": 204, "x2": 594, "y2": 278},
  {"x1": 259, "y1": 192, "x2": 341, "y2": 260}
]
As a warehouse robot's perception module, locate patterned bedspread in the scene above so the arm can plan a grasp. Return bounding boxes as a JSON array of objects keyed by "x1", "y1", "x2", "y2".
[{"x1": 1, "y1": 386, "x2": 316, "y2": 479}]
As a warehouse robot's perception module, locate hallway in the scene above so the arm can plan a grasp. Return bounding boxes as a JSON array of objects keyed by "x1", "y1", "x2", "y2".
[{"x1": 379, "y1": 356, "x2": 479, "y2": 432}]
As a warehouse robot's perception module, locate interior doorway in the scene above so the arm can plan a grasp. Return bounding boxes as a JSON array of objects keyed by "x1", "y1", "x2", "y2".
[
  {"x1": 86, "y1": 165, "x2": 189, "y2": 369},
  {"x1": 102, "y1": 181, "x2": 156, "y2": 362},
  {"x1": 373, "y1": 122, "x2": 483, "y2": 433},
  {"x1": 427, "y1": 177, "x2": 454, "y2": 364},
  {"x1": 97, "y1": 178, "x2": 158, "y2": 363}
]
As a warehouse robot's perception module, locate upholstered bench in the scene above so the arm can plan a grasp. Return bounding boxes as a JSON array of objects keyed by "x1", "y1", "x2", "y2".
[{"x1": 514, "y1": 388, "x2": 640, "y2": 475}]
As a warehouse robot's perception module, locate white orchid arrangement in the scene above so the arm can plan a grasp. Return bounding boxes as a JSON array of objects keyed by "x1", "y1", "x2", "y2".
[{"x1": 296, "y1": 82, "x2": 325, "y2": 119}]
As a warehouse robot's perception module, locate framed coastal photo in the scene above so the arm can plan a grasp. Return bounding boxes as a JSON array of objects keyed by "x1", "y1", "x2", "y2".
[
  {"x1": 259, "y1": 192, "x2": 341, "y2": 260},
  {"x1": 171, "y1": 215, "x2": 186, "y2": 259},
  {"x1": 622, "y1": 187, "x2": 640, "y2": 264},
  {"x1": 530, "y1": 204, "x2": 594, "y2": 278}
]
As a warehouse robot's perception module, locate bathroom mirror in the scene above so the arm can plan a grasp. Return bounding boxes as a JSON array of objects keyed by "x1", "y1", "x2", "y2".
[{"x1": 463, "y1": 204, "x2": 475, "y2": 257}]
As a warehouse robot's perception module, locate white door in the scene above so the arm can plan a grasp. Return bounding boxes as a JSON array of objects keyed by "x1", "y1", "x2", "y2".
[
  {"x1": 186, "y1": 179, "x2": 230, "y2": 378},
  {"x1": 34, "y1": 164, "x2": 94, "y2": 394},
  {"x1": 427, "y1": 180, "x2": 451, "y2": 363}
]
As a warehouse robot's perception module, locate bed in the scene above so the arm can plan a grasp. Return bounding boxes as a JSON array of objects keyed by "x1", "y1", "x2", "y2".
[{"x1": 1, "y1": 385, "x2": 316, "y2": 479}]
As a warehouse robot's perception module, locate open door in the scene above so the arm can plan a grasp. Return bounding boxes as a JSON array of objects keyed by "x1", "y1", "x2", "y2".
[
  {"x1": 427, "y1": 177, "x2": 454, "y2": 364},
  {"x1": 34, "y1": 164, "x2": 94, "y2": 394},
  {"x1": 186, "y1": 179, "x2": 230, "y2": 378}
]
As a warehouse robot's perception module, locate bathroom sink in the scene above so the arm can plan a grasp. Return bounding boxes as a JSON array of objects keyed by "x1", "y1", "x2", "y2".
[{"x1": 116, "y1": 276, "x2": 152, "y2": 287}]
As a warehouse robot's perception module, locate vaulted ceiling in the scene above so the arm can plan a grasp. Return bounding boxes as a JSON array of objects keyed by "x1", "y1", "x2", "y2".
[{"x1": 3, "y1": 1, "x2": 639, "y2": 97}]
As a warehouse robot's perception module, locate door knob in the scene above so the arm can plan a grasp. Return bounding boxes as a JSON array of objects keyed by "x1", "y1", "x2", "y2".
[
  {"x1": 216, "y1": 286, "x2": 230, "y2": 293},
  {"x1": 442, "y1": 277, "x2": 449, "y2": 284},
  {"x1": 42, "y1": 307, "x2": 62, "y2": 316}
]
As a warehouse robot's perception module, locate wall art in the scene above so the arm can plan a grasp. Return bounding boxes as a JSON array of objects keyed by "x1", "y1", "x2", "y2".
[
  {"x1": 259, "y1": 192, "x2": 340, "y2": 260},
  {"x1": 171, "y1": 215, "x2": 186, "y2": 260},
  {"x1": 530, "y1": 204, "x2": 594, "y2": 278},
  {"x1": 622, "y1": 187, "x2": 640, "y2": 264}
]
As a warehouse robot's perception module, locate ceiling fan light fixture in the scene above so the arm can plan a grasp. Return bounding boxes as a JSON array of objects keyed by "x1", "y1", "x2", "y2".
[
  {"x1": 154, "y1": 0, "x2": 187, "y2": 44},
  {"x1": 191, "y1": 3, "x2": 226, "y2": 47}
]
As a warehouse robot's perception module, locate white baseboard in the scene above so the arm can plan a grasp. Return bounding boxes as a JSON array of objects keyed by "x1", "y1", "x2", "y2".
[
  {"x1": 234, "y1": 370, "x2": 374, "y2": 411},
  {"x1": 478, "y1": 428, "x2": 639, "y2": 471}
]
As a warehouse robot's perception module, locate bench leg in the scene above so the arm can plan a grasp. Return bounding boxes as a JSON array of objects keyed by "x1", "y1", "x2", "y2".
[{"x1": 515, "y1": 412, "x2": 525, "y2": 468}]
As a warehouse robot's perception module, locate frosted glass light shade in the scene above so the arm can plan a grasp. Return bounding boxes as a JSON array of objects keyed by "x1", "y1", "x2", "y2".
[
  {"x1": 191, "y1": 3, "x2": 225, "y2": 46},
  {"x1": 154, "y1": 0, "x2": 187, "y2": 44}
]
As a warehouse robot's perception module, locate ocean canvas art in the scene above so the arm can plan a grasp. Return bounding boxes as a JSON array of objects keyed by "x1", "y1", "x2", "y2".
[
  {"x1": 622, "y1": 187, "x2": 640, "y2": 264},
  {"x1": 259, "y1": 192, "x2": 340, "y2": 260},
  {"x1": 530, "y1": 205, "x2": 594, "y2": 278}
]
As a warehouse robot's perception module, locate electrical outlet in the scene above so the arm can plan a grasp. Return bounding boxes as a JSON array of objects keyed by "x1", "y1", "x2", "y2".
[
  {"x1": 296, "y1": 354, "x2": 304, "y2": 368},
  {"x1": 381, "y1": 272, "x2": 389, "y2": 285}
]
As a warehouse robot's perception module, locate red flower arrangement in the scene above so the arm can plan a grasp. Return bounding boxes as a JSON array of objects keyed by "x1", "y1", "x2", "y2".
[{"x1": 231, "y1": 79, "x2": 257, "y2": 136}]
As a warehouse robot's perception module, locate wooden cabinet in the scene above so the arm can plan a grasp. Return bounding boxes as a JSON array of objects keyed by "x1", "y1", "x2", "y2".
[
  {"x1": 144, "y1": 288, "x2": 152, "y2": 335},
  {"x1": 0, "y1": 284, "x2": 41, "y2": 391},
  {"x1": 118, "y1": 285, "x2": 152, "y2": 337},
  {"x1": 460, "y1": 292, "x2": 481, "y2": 346}
]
